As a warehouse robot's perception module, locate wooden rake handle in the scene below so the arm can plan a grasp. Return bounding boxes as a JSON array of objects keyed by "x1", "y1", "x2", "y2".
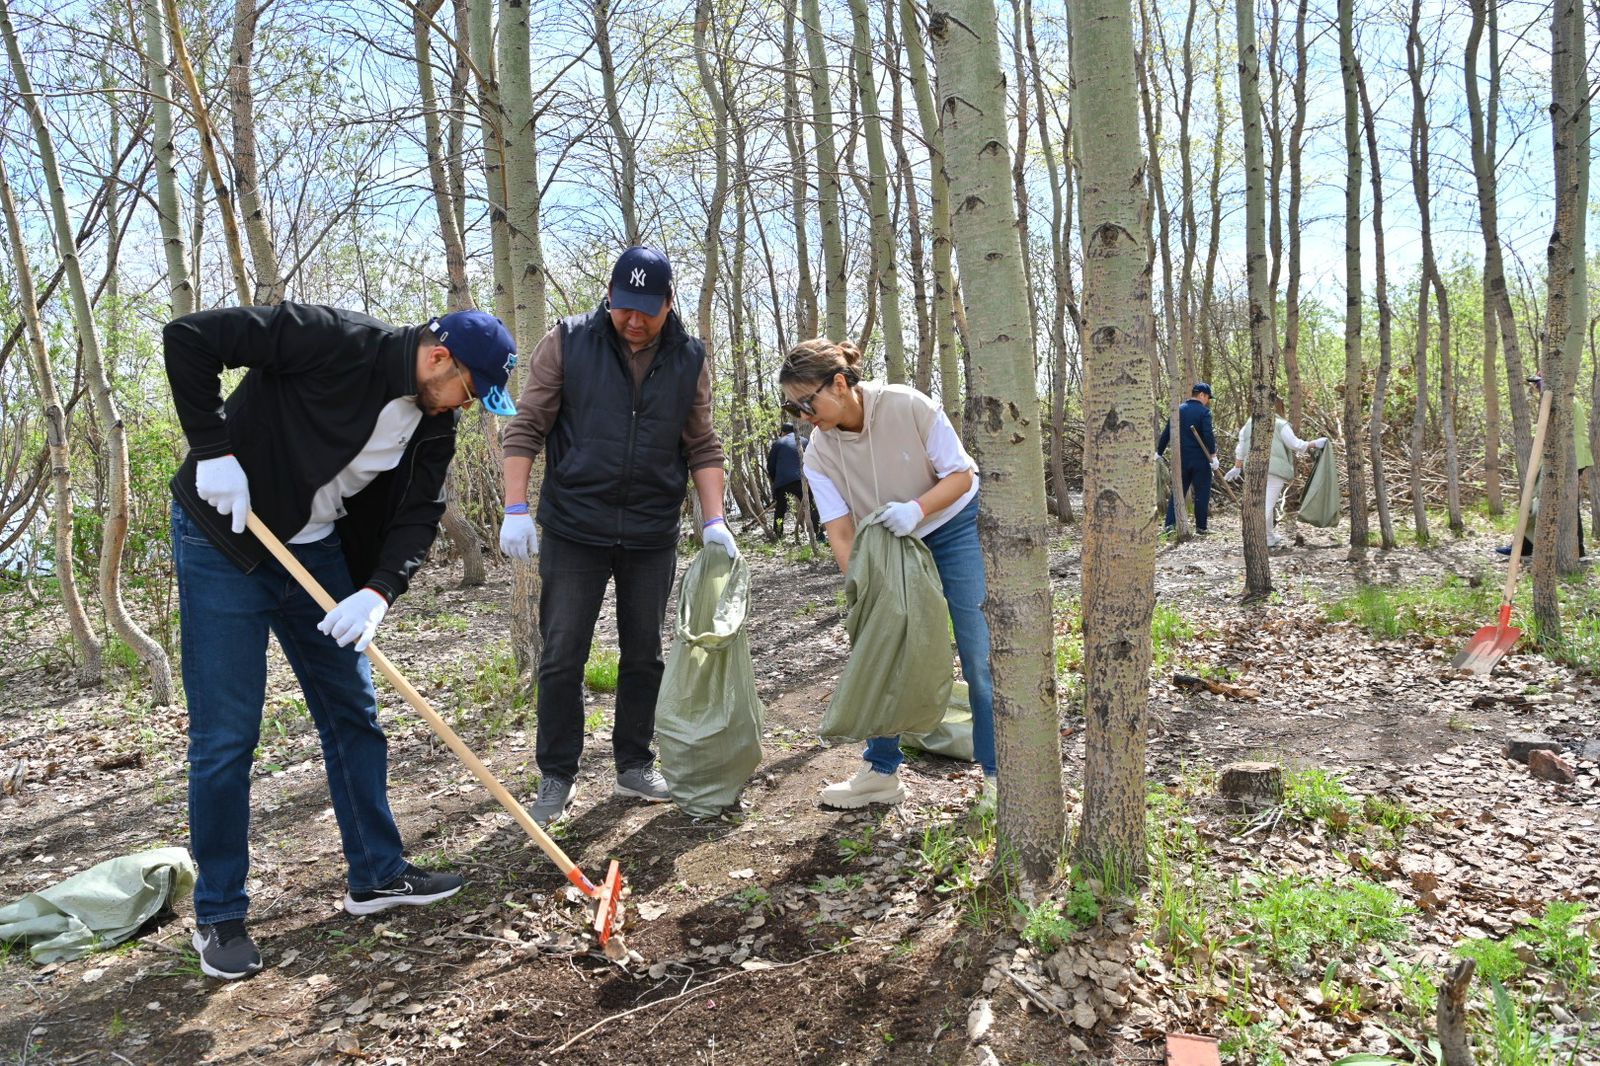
[
  {"x1": 243, "y1": 511, "x2": 597, "y2": 895},
  {"x1": 1188, "y1": 425, "x2": 1239, "y2": 503},
  {"x1": 1500, "y1": 389, "x2": 1554, "y2": 622}
]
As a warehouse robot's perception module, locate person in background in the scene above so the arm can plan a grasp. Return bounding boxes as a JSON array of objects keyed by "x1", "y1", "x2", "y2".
[
  {"x1": 1226, "y1": 395, "x2": 1326, "y2": 548},
  {"x1": 165, "y1": 303, "x2": 515, "y2": 979},
  {"x1": 498, "y1": 246, "x2": 734, "y2": 827},
  {"x1": 1156, "y1": 383, "x2": 1219, "y2": 535},
  {"x1": 778, "y1": 337, "x2": 996, "y2": 810},
  {"x1": 767, "y1": 422, "x2": 819, "y2": 539}
]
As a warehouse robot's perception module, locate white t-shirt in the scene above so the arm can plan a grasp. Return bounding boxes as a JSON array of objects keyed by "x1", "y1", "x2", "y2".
[{"x1": 291, "y1": 397, "x2": 424, "y2": 543}]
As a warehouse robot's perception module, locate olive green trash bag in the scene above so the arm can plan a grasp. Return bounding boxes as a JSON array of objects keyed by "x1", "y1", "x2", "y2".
[
  {"x1": 902, "y1": 682, "x2": 975, "y2": 762},
  {"x1": 655, "y1": 549, "x2": 764, "y2": 817},
  {"x1": 819, "y1": 513, "x2": 952, "y2": 742},
  {"x1": 1299, "y1": 440, "x2": 1340, "y2": 527}
]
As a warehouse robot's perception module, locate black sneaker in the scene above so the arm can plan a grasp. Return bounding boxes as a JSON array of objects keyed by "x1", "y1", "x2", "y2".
[
  {"x1": 192, "y1": 919, "x2": 263, "y2": 980},
  {"x1": 343, "y1": 863, "x2": 464, "y2": 916}
]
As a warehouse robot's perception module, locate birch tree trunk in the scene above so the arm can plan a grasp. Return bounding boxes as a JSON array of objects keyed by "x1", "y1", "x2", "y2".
[
  {"x1": 1280, "y1": 0, "x2": 1307, "y2": 430},
  {"x1": 884, "y1": 3, "x2": 931, "y2": 391},
  {"x1": 0, "y1": 155, "x2": 100, "y2": 684},
  {"x1": 230, "y1": 0, "x2": 283, "y2": 303},
  {"x1": 930, "y1": 0, "x2": 1065, "y2": 885},
  {"x1": 1238, "y1": 0, "x2": 1275, "y2": 599},
  {"x1": 849, "y1": 0, "x2": 906, "y2": 380},
  {"x1": 1338, "y1": 0, "x2": 1369, "y2": 554},
  {"x1": 1063, "y1": 0, "x2": 1155, "y2": 883},
  {"x1": 693, "y1": 0, "x2": 731, "y2": 351},
  {"x1": 595, "y1": 0, "x2": 640, "y2": 244},
  {"x1": 1, "y1": 0, "x2": 174, "y2": 703},
  {"x1": 142, "y1": 0, "x2": 191, "y2": 317},
  {"x1": 1357, "y1": 65, "x2": 1397, "y2": 549},
  {"x1": 498, "y1": 0, "x2": 546, "y2": 677},
  {"x1": 469, "y1": 0, "x2": 515, "y2": 326},
  {"x1": 1465, "y1": 0, "x2": 1501, "y2": 512},
  {"x1": 1198, "y1": 10, "x2": 1226, "y2": 386},
  {"x1": 803, "y1": 0, "x2": 848, "y2": 339},
  {"x1": 1404, "y1": 0, "x2": 1434, "y2": 541}
]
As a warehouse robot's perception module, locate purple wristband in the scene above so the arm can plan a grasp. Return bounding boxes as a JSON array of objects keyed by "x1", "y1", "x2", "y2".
[
  {"x1": 505, "y1": 502, "x2": 530, "y2": 516},
  {"x1": 703, "y1": 516, "x2": 726, "y2": 529}
]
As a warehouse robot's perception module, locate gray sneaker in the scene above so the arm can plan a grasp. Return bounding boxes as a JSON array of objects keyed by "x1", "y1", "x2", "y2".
[
  {"x1": 614, "y1": 765, "x2": 671, "y2": 802},
  {"x1": 531, "y1": 776, "x2": 576, "y2": 826},
  {"x1": 192, "y1": 919, "x2": 263, "y2": 980}
]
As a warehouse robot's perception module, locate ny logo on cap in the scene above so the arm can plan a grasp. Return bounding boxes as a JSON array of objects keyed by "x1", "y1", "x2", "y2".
[{"x1": 630, "y1": 268, "x2": 647, "y2": 288}]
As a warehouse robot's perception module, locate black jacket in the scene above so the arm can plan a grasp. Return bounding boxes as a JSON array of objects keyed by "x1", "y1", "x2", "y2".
[
  {"x1": 165, "y1": 302, "x2": 456, "y2": 602},
  {"x1": 766, "y1": 433, "x2": 803, "y2": 488},
  {"x1": 1156, "y1": 398, "x2": 1216, "y2": 468},
  {"x1": 537, "y1": 304, "x2": 705, "y2": 548}
]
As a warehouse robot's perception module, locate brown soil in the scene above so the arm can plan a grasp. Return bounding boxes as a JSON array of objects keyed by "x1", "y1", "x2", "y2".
[{"x1": 1, "y1": 508, "x2": 1596, "y2": 1065}]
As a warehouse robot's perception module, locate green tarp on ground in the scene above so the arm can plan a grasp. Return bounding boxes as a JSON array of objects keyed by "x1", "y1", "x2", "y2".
[
  {"x1": 1299, "y1": 441, "x2": 1341, "y2": 528},
  {"x1": 819, "y1": 512, "x2": 951, "y2": 742},
  {"x1": 0, "y1": 847, "x2": 196, "y2": 963},
  {"x1": 655, "y1": 549, "x2": 765, "y2": 817},
  {"x1": 902, "y1": 681, "x2": 975, "y2": 762}
]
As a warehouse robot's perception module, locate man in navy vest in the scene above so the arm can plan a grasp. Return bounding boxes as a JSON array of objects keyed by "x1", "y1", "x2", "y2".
[
  {"x1": 499, "y1": 247, "x2": 733, "y2": 826},
  {"x1": 1156, "y1": 382, "x2": 1220, "y2": 534}
]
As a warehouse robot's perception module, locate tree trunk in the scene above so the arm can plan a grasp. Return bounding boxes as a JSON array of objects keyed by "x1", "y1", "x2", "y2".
[
  {"x1": 884, "y1": 1, "x2": 932, "y2": 392},
  {"x1": 803, "y1": 0, "x2": 848, "y2": 340},
  {"x1": 1466, "y1": 0, "x2": 1532, "y2": 484},
  {"x1": 899, "y1": 0, "x2": 960, "y2": 426},
  {"x1": 594, "y1": 0, "x2": 640, "y2": 245},
  {"x1": 414, "y1": 0, "x2": 471, "y2": 311},
  {"x1": 162, "y1": 0, "x2": 250, "y2": 306},
  {"x1": 849, "y1": 0, "x2": 906, "y2": 380},
  {"x1": 142, "y1": 0, "x2": 192, "y2": 317},
  {"x1": 1280, "y1": 0, "x2": 1307, "y2": 429},
  {"x1": 1356, "y1": 65, "x2": 1397, "y2": 549},
  {"x1": 230, "y1": 0, "x2": 284, "y2": 303},
  {"x1": 783, "y1": 0, "x2": 817, "y2": 338},
  {"x1": 1, "y1": 0, "x2": 174, "y2": 703},
  {"x1": 1338, "y1": 0, "x2": 1368, "y2": 555},
  {"x1": 1239, "y1": 0, "x2": 1275, "y2": 599},
  {"x1": 0, "y1": 155, "x2": 101, "y2": 684},
  {"x1": 694, "y1": 0, "x2": 731, "y2": 352},
  {"x1": 1198, "y1": 12, "x2": 1225, "y2": 387},
  {"x1": 930, "y1": 0, "x2": 1065, "y2": 886},
  {"x1": 1062, "y1": 0, "x2": 1155, "y2": 885},
  {"x1": 468, "y1": 0, "x2": 515, "y2": 327}
]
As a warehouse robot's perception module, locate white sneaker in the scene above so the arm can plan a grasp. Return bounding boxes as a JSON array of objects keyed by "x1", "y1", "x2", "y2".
[{"x1": 818, "y1": 765, "x2": 906, "y2": 809}]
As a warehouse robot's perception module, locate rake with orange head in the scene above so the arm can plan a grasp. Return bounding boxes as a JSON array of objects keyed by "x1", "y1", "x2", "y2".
[{"x1": 244, "y1": 511, "x2": 627, "y2": 943}]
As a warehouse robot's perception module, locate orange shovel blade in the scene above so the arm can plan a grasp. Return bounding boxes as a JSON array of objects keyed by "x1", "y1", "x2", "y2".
[
  {"x1": 1453, "y1": 622, "x2": 1521, "y2": 676},
  {"x1": 592, "y1": 860, "x2": 623, "y2": 944}
]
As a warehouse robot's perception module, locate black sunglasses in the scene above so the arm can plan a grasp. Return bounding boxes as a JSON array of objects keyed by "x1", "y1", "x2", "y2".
[{"x1": 781, "y1": 374, "x2": 838, "y2": 417}]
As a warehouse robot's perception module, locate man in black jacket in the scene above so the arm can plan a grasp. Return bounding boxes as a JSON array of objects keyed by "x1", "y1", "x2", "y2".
[
  {"x1": 165, "y1": 302, "x2": 516, "y2": 980},
  {"x1": 766, "y1": 422, "x2": 818, "y2": 538},
  {"x1": 498, "y1": 247, "x2": 731, "y2": 826},
  {"x1": 1156, "y1": 382, "x2": 1221, "y2": 534}
]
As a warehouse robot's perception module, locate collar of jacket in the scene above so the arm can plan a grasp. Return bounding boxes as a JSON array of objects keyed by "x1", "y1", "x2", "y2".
[
  {"x1": 593, "y1": 300, "x2": 691, "y2": 353},
  {"x1": 389, "y1": 323, "x2": 424, "y2": 398}
]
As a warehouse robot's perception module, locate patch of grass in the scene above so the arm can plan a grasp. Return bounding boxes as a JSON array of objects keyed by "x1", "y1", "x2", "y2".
[
  {"x1": 1376, "y1": 945, "x2": 1440, "y2": 1018},
  {"x1": 837, "y1": 825, "x2": 875, "y2": 863},
  {"x1": 786, "y1": 543, "x2": 822, "y2": 564},
  {"x1": 432, "y1": 612, "x2": 471, "y2": 633},
  {"x1": 1362, "y1": 794, "x2": 1426, "y2": 845},
  {"x1": 584, "y1": 648, "x2": 620, "y2": 693},
  {"x1": 1016, "y1": 882, "x2": 1101, "y2": 953},
  {"x1": 1488, "y1": 978, "x2": 1576, "y2": 1065},
  {"x1": 1518, "y1": 900, "x2": 1596, "y2": 998},
  {"x1": 732, "y1": 886, "x2": 771, "y2": 913},
  {"x1": 432, "y1": 641, "x2": 531, "y2": 736},
  {"x1": 1283, "y1": 767, "x2": 1358, "y2": 832},
  {"x1": 1241, "y1": 873, "x2": 1413, "y2": 970},
  {"x1": 1220, "y1": 1002, "x2": 1289, "y2": 1065},
  {"x1": 811, "y1": 873, "x2": 864, "y2": 894},
  {"x1": 1150, "y1": 603, "x2": 1196, "y2": 673},
  {"x1": 1454, "y1": 937, "x2": 1527, "y2": 985}
]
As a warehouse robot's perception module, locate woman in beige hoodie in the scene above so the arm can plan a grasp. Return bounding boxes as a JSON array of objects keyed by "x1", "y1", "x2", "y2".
[{"x1": 779, "y1": 338, "x2": 996, "y2": 810}]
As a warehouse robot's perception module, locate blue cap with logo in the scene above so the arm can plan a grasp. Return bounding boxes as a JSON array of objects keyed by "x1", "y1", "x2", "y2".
[
  {"x1": 609, "y1": 246, "x2": 673, "y2": 317},
  {"x1": 427, "y1": 310, "x2": 518, "y2": 416},
  {"x1": 1191, "y1": 381, "x2": 1213, "y2": 397}
]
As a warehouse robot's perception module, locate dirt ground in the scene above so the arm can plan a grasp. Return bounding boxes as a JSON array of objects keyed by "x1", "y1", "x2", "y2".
[{"x1": 1, "y1": 503, "x2": 1597, "y2": 1065}]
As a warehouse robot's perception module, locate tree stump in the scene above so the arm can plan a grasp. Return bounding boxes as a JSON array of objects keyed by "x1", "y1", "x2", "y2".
[
  {"x1": 1437, "y1": 957, "x2": 1476, "y2": 1065},
  {"x1": 1217, "y1": 762, "x2": 1284, "y2": 812}
]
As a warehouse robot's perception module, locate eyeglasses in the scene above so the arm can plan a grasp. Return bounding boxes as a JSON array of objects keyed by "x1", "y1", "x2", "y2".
[
  {"x1": 450, "y1": 360, "x2": 478, "y2": 408},
  {"x1": 781, "y1": 375, "x2": 835, "y2": 417}
]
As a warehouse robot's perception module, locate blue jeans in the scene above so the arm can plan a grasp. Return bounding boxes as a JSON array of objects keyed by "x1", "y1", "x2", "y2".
[
  {"x1": 172, "y1": 501, "x2": 406, "y2": 924},
  {"x1": 863, "y1": 497, "x2": 998, "y2": 777}
]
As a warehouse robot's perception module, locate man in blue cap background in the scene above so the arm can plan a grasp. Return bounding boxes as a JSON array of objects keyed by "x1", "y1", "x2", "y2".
[
  {"x1": 164, "y1": 301, "x2": 515, "y2": 980},
  {"x1": 1156, "y1": 382, "x2": 1220, "y2": 535},
  {"x1": 499, "y1": 246, "x2": 732, "y2": 827}
]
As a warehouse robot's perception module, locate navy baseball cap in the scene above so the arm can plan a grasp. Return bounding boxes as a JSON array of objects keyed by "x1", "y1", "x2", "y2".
[
  {"x1": 427, "y1": 310, "x2": 518, "y2": 416},
  {"x1": 609, "y1": 246, "x2": 673, "y2": 316},
  {"x1": 1191, "y1": 382, "x2": 1213, "y2": 397}
]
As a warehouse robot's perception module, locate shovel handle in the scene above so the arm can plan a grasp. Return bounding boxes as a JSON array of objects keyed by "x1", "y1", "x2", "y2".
[
  {"x1": 242, "y1": 511, "x2": 595, "y2": 893},
  {"x1": 1500, "y1": 390, "x2": 1553, "y2": 614}
]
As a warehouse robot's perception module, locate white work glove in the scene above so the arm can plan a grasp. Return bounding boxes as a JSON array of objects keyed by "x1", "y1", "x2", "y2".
[
  {"x1": 1224, "y1": 466, "x2": 1243, "y2": 484},
  {"x1": 702, "y1": 517, "x2": 740, "y2": 559},
  {"x1": 1312, "y1": 437, "x2": 1329, "y2": 450},
  {"x1": 1209, "y1": 456, "x2": 1220, "y2": 472},
  {"x1": 499, "y1": 511, "x2": 539, "y2": 560},
  {"x1": 318, "y1": 588, "x2": 389, "y2": 652},
  {"x1": 195, "y1": 455, "x2": 251, "y2": 535},
  {"x1": 877, "y1": 500, "x2": 925, "y2": 537}
]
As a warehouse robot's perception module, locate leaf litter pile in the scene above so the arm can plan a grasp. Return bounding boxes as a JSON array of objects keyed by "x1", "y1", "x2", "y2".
[{"x1": 1, "y1": 513, "x2": 1596, "y2": 1064}]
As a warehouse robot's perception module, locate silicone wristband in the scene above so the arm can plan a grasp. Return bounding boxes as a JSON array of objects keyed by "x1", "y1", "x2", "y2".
[
  {"x1": 504, "y1": 503, "x2": 530, "y2": 515},
  {"x1": 703, "y1": 516, "x2": 726, "y2": 529}
]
